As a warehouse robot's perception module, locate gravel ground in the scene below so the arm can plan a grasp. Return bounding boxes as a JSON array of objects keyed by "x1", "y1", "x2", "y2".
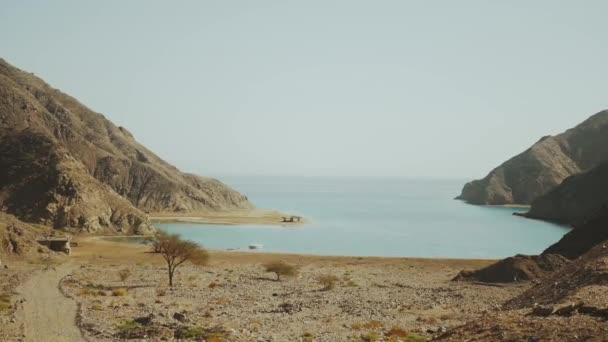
[{"x1": 63, "y1": 258, "x2": 524, "y2": 341}]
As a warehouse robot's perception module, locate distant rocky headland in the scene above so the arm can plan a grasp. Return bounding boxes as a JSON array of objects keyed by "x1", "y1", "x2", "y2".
[
  {"x1": 0, "y1": 58, "x2": 252, "y2": 236},
  {"x1": 457, "y1": 110, "x2": 608, "y2": 206}
]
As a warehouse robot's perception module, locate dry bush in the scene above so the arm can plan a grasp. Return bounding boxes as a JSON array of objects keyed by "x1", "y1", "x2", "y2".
[
  {"x1": 360, "y1": 331, "x2": 380, "y2": 342},
  {"x1": 209, "y1": 282, "x2": 221, "y2": 289},
  {"x1": 156, "y1": 288, "x2": 167, "y2": 297},
  {"x1": 302, "y1": 332, "x2": 314, "y2": 342},
  {"x1": 263, "y1": 260, "x2": 298, "y2": 281},
  {"x1": 79, "y1": 288, "x2": 99, "y2": 296},
  {"x1": 316, "y1": 274, "x2": 339, "y2": 290},
  {"x1": 385, "y1": 327, "x2": 408, "y2": 338},
  {"x1": 118, "y1": 268, "x2": 131, "y2": 283},
  {"x1": 112, "y1": 288, "x2": 128, "y2": 296},
  {"x1": 0, "y1": 293, "x2": 10, "y2": 311},
  {"x1": 362, "y1": 320, "x2": 384, "y2": 329}
]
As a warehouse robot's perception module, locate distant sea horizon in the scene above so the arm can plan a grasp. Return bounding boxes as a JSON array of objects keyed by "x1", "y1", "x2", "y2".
[{"x1": 156, "y1": 175, "x2": 570, "y2": 259}]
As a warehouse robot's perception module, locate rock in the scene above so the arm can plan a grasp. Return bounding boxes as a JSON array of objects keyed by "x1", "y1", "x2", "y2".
[
  {"x1": 172, "y1": 312, "x2": 187, "y2": 322},
  {"x1": 0, "y1": 58, "x2": 253, "y2": 235},
  {"x1": 530, "y1": 305, "x2": 554, "y2": 317},
  {"x1": 555, "y1": 303, "x2": 582, "y2": 316},
  {"x1": 134, "y1": 314, "x2": 155, "y2": 326},
  {"x1": 452, "y1": 254, "x2": 570, "y2": 283},
  {"x1": 457, "y1": 110, "x2": 608, "y2": 205}
]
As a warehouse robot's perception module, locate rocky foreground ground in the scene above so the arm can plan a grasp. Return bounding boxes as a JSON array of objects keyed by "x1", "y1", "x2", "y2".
[
  {"x1": 11, "y1": 238, "x2": 521, "y2": 342},
  {"x1": 3, "y1": 237, "x2": 608, "y2": 341}
]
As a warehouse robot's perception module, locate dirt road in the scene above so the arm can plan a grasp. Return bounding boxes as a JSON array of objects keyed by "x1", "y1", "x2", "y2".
[{"x1": 18, "y1": 262, "x2": 84, "y2": 342}]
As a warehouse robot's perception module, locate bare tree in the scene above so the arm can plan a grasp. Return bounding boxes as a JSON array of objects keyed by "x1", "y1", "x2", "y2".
[
  {"x1": 157, "y1": 232, "x2": 209, "y2": 287},
  {"x1": 263, "y1": 260, "x2": 298, "y2": 281}
]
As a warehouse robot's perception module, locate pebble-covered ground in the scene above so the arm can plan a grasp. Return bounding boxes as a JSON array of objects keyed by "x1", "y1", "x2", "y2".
[{"x1": 63, "y1": 252, "x2": 524, "y2": 342}]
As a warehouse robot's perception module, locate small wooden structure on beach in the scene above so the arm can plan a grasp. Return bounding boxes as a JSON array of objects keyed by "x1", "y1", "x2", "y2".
[
  {"x1": 36, "y1": 235, "x2": 72, "y2": 255},
  {"x1": 281, "y1": 216, "x2": 302, "y2": 223}
]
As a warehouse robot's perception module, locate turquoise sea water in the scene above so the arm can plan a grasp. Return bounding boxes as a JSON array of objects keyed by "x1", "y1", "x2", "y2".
[{"x1": 156, "y1": 177, "x2": 570, "y2": 259}]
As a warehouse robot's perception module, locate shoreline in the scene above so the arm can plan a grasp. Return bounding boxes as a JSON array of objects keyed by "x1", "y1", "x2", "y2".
[
  {"x1": 149, "y1": 208, "x2": 306, "y2": 226},
  {"x1": 86, "y1": 235, "x2": 499, "y2": 264}
]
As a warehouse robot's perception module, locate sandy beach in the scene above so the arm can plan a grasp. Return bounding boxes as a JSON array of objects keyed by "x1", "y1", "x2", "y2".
[{"x1": 150, "y1": 209, "x2": 306, "y2": 226}]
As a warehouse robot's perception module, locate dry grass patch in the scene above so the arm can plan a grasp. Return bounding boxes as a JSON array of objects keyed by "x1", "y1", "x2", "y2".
[
  {"x1": 362, "y1": 320, "x2": 384, "y2": 329},
  {"x1": 112, "y1": 288, "x2": 128, "y2": 296},
  {"x1": 0, "y1": 293, "x2": 11, "y2": 311},
  {"x1": 118, "y1": 268, "x2": 131, "y2": 284},
  {"x1": 385, "y1": 327, "x2": 408, "y2": 338},
  {"x1": 316, "y1": 274, "x2": 339, "y2": 291}
]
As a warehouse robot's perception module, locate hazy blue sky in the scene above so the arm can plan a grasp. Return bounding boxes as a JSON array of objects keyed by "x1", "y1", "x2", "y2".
[{"x1": 1, "y1": 1, "x2": 607, "y2": 179}]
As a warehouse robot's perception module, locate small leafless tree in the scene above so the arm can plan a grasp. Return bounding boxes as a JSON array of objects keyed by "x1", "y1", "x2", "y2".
[
  {"x1": 263, "y1": 260, "x2": 298, "y2": 281},
  {"x1": 157, "y1": 232, "x2": 209, "y2": 287}
]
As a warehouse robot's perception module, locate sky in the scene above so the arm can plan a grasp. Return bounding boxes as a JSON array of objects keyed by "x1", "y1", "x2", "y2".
[{"x1": 1, "y1": 1, "x2": 607, "y2": 179}]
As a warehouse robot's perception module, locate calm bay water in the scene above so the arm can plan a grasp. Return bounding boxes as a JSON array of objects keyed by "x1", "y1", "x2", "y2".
[{"x1": 156, "y1": 176, "x2": 570, "y2": 258}]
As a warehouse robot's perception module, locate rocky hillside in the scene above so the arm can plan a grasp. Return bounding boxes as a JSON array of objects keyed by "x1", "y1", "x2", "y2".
[
  {"x1": 0, "y1": 58, "x2": 252, "y2": 234},
  {"x1": 522, "y1": 160, "x2": 608, "y2": 225},
  {"x1": 457, "y1": 110, "x2": 608, "y2": 205}
]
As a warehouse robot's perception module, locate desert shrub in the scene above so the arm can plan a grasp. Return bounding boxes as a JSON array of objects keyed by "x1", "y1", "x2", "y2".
[
  {"x1": 181, "y1": 327, "x2": 205, "y2": 338},
  {"x1": 302, "y1": 332, "x2": 314, "y2": 342},
  {"x1": 208, "y1": 282, "x2": 221, "y2": 289},
  {"x1": 112, "y1": 288, "x2": 128, "y2": 296},
  {"x1": 360, "y1": 331, "x2": 380, "y2": 342},
  {"x1": 91, "y1": 303, "x2": 104, "y2": 311},
  {"x1": 386, "y1": 327, "x2": 408, "y2": 338},
  {"x1": 117, "y1": 319, "x2": 140, "y2": 332},
  {"x1": 316, "y1": 274, "x2": 339, "y2": 290},
  {"x1": 405, "y1": 333, "x2": 428, "y2": 342},
  {"x1": 344, "y1": 279, "x2": 358, "y2": 287},
  {"x1": 263, "y1": 260, "x2": 298, "y2": 281},
  {"x1": 0, "y1": 293, "x2": 10, "y2": 311},
  {"x1": 79, "y1": 288, "x2": 98, "y2": 296},
  {"x1": 362, "y1": 320, "x2": 383, "y2": 329},
  {"x1": 156, "y1": 288, "x2": 167, "y2": 296},
  {"x1": 118, "y1": 268, "x2": 131, "y2": 283},
  {"x1": 97, "y1": 290, "x2": 108, "y2": 296}
]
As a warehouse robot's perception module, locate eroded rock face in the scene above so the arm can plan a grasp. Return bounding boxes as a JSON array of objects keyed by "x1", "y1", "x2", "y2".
[
  {"x1": 452, "y1": 254, "x2": 570, "y2": 283},
  {"x1": 543, "y1": 208, "x2": 608, "y2": 260},
  {"x1": 523, "y1": 160, "x2": 608, "y2": 225},
  {"x1": 0, "y1": 58, "x2": 252, "y2": 234},
  {"x1": 457, "y1": 111, "x2": 608, "y2": 205}
]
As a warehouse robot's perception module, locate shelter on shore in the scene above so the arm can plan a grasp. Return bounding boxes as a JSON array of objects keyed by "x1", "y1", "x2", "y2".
[{"x1": 36, "y1": 235, "x2": 72, "y2": 255}]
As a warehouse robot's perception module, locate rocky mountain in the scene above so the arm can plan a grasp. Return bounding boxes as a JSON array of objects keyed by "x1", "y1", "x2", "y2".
[
  {"x1": 457, "y1": 110, "x2": 608, "y2": 205},
  {"x1": 0, "y1": 58, "x2": 252, "y2": 234},
  {"x1": 522, "y1": 160, "x2": 608, "y2": 225}
]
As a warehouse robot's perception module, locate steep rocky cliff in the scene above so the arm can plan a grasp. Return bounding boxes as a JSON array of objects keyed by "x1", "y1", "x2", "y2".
[
  {"x1": 523, "y1": 160, "x2": 608, "y2": 225},
  {"x1": 0, "y1": 58, "x2": 252, "y2": 233},
  {"x1": 457, "y1": 110, "x2": 608, "y2": 205}
]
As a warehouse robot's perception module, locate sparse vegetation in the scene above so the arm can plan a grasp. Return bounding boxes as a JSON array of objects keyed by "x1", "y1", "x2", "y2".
[
  {"x1": 118, "y1": 268, "x2": 131, "y2": 284},
  {"x1": 156, "y1": 231, "x2": 209, "y2": 287},
  {"x1": 316, "y1": 274, "x2": 339, "y2": 290},
  {"x1": 112, "y1": 288, "x2": 128, "y2": 296},
  {"x1": 302, "y1": 332, "x2": 314, "y2": 342},
  {"x1": 0, "y1": 293, "x2": 11, "y2": 311},
  {"x1": 116, "y1": 319, "x2": 140, "y2": 332},
  {"x1": 359, "y1": 331, "x2": 381, "y2": 342},
  {"x1": 263, "y1": 260, "x2": 298, "y2": 281},
  {"x1": 385, "y1": 327, "x2": 408, "y2": 338},
  {"x1": 362, "y1": 320, "x2": 384, "y2": 329}
]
